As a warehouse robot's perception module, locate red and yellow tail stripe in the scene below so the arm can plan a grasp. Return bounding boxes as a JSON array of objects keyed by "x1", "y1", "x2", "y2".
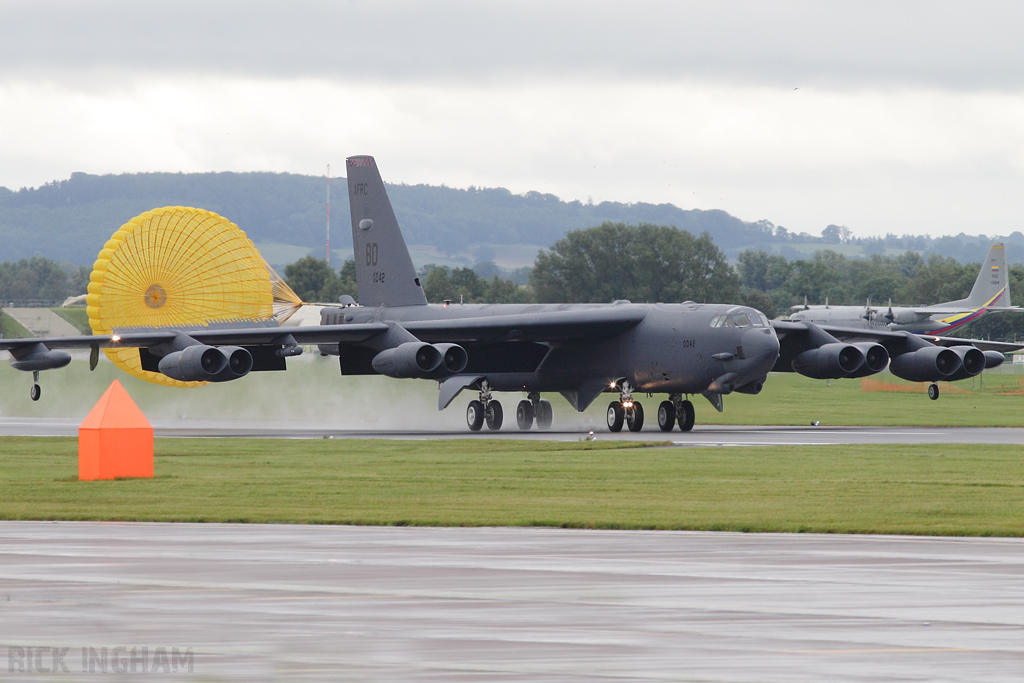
[{"x1": 925, "y1": 288, "x2": 1005, "y2": 335}]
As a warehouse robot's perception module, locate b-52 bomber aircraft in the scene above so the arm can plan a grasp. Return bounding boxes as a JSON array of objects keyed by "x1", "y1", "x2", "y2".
[{"x1": 1, "y1": 156, "x2": 1020, "y2": 430}]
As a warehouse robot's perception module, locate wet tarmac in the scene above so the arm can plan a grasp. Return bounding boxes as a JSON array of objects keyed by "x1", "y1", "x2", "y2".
[
  {"x1": 3, "y1": 416, "x2": 1024, "y2": 447},
  {"x1": 1, "y1": 522, "x2": 1021, "y2": 681}
]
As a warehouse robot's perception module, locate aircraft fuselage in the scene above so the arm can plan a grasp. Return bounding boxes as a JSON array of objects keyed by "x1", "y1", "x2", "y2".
[
  {"x1": 321, "y1": 301, "x2": 780, "y2": 400},
  {"x1": 787, "y1": 305, "x2": 985, "y2": 335}
]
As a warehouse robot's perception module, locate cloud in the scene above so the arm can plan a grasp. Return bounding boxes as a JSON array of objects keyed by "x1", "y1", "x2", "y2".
[
  {"x1": 4, "y1": 74, "x2": 1024, "y2": 238},
  {"x1": 3, "y1": 1, "x2": 1024, "y2": 239},
  {"x1": 3, "y1": 0, "x2": 1024, "y2": 89}
]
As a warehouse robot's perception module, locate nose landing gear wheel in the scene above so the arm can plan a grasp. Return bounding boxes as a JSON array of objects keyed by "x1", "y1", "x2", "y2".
[
  {"x1": 928, "y1": 384, "x2": 939, "y2": 400},
  {"x1": 516, "y1": 400, "x2": 534, "y2": 430},
  {"x1": 607, "y1": 401, "x2": 625, "y2": 432},
  {"x1": 535, "y1": 399, "x2": 553, "y2": 430},
  {"x1": 678, "y1": 400, "x2": 695, "y2": 432},
  {"x1": 485, "y1": 401, "x2": 503, "y2": 431},
  {"x1": 625, "y1": 402, "x2": 644, "y2": 432},
  {"x1": 467, "y1": 400, "x2": 485, "y2": 431},
  {"x1": 657, "y1": 401, "x2": 676, "y2": 431}
]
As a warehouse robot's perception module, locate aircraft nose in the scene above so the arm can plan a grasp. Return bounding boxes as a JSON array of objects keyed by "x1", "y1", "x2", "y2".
[{"x1": 741, "y1": 327, "x2": 780, "y2": 374}]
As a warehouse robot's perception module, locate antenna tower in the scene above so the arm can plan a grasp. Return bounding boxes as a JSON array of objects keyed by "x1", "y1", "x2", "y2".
[{"x1": 326, "y1": 164, "x2": 331, "y2": 267}]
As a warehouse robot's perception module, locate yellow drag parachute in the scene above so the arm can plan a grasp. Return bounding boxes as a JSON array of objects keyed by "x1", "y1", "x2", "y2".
[{"x1": 86, "y1": 207, "x2": 303, "y2": 387}]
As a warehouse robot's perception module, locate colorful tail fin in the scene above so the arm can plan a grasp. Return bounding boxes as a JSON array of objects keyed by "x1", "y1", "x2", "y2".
[
  {"x1": 940, "y1": 243, "x2": 1011, "y2": 310},
  {"x1": 346, "y1": 156, "x2": 427, "y2": 307}
]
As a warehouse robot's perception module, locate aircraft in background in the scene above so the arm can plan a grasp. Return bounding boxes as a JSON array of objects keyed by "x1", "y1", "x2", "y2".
[
  {"x1": 2, "y1": 157, "x2": 1021, "y2": 429},
  {"x1": 788, "y1": 243, "x2": 1018, "y2": 335}
]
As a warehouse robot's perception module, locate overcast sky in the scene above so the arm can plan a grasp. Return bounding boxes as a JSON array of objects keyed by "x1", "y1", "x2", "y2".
[{"x1": 2, "y1": 0, "x2": 1024, "y2": 239}]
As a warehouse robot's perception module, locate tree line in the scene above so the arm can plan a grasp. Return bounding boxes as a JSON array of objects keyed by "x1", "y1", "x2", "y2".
[
  {"x1": 6, "y1": 221, "x2": 1024, "y2": 341},
  {"x1": 0, "y1": 258, "x2": 90, "y2": 304}
]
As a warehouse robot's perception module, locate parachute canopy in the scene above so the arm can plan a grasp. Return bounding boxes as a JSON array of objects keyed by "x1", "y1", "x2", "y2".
[{"x1": 86, "y1": 206, "x2": 303, "y2": 387}]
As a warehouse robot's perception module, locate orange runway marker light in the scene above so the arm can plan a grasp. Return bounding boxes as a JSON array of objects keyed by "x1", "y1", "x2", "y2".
[{"x1": 78, "y1": 380, "x2": 154, "y2": 481}]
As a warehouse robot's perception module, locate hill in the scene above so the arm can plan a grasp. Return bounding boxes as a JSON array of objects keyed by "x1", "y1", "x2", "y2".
[
  {"x1": 0, "y1": 171, "x2": 781, "y2": 267},
  {"x1": 0, "y1": 171, "x2": 1018, "y2": 268}
]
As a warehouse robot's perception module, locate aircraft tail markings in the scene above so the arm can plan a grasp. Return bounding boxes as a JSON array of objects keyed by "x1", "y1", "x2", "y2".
[
  {"x1": 924, "y1": 243, "x2": 1011, "y2": 313},
  {"x1": 346, "y1": 156, "x2": 428, "y2": 308}
]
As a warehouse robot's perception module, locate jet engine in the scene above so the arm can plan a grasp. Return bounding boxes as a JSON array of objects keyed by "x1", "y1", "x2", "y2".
[
  {"x1": 888, "y1": 346, "x2": 960, "y2": 383},
  {"x1": 942, "y1": 345, "x2": 986, "y2": 382},
  {"x1": 845, "y1": 342, "x2": 890, "y2": 378},
  {"x1": 791, "y1": 343, "x2": 865, "y2": 380},
  {"x1": 10, "y1": 343, "x2": 72, "y2": 372},
  {"x1": 433, "y1": 343, "x2": 469, "y2": 374},
  {"x1": 211, "y1": 346, "x2": 254, "y2": 382},
  {"x1": 371, "y1": 342, "x2": 443, "y2": 378},
  {"x1": 158, "y1": 345, "x2": 253, "y2": 383}
]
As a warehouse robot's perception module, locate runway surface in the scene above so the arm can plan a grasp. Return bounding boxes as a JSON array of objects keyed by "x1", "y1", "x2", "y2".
[
  {"x1": 1, "y1": 522, "x2": 1021, "y2": 681},
  {"x1": 3, "y1": 416, "x2": 1024, "y2": 446}
]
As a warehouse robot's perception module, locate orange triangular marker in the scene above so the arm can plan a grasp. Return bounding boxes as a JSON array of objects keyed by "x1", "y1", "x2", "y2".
[{"x1": 78, "y1": 380, "x2": 154, "y2": 481}]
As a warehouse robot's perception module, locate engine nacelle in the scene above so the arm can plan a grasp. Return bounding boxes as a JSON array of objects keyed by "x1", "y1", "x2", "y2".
[
  {"x1": 984, "y1": 350, "x2": 1006, "y2": 369},
  {"x1": 158, "y1": 345, "x2": 230, "y2": 382},
  {"x1": 208, "y1": 346, "x2": 254, "y2": 382},
  {"x1": 10, "y1": 343, "x2": 72, "y2": 372},
  {"x1": 734, "y1": 377, "x2": 766, "y2": 395},
  {"x1": 888, "y1": 346, "x2": 960, "y2": 383},
  {"x1": 371, "y1": 342, "x2": 442, "y2": 378},
  {"x1": 433, "y1": 343, "x2": 468, "y2": 374},
  {"x1": 943, "y1": 345, "x2": 986, "y2": 382},
  {"x1": 792, "y1": 343, "x2": 864, "y2": 380},
  {"x1": 845, "y1": 342, "x2": 890, "y2": 378}
]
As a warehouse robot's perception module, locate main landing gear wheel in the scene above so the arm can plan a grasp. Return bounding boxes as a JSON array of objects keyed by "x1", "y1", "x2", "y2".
[
  {"x1": 657, "y1": 401, "x2": 676, "y2": 432},
  {"x1": 467, "y1": 379, "x2": 502, "y2": 433},
  {"x1": 467, "y1": 400, "x2": 485, "y2": 431},
  {"x1": 678, "y1": 400, "x2": 695, "y2": 432},
  {"x1": 516, "y1": 400, "x2": 534, "y2": 431},
  {"x1": 535, "y1": 399, "x2": 553, "y2": 431},
  {"x1": 928, "y1": 384, "x2": 940, "y2": 401},
  {"x1": 607, "y1": 401, "x2": 625, "y2": 432},
  {"x1": 485, "y1": 401, "x2": 503, "y2": 431},
  {"x1": 625, "y1": 402, "x2": 644, "y2": 432}
]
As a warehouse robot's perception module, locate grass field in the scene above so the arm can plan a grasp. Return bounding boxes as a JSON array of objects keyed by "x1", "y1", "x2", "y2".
[
  {"x1": 3, "y1": 437, "x2": 1023, "y2": 536},
  {"x1": 0, "y1": 311, "x2": 32, "y2": 339},
  {"x1": 696, "y1": 369, "x2": 1024, "y2": 427}
]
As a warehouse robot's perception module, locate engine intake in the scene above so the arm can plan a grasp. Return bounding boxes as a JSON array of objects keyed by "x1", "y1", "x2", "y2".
[
  {"x1": 371, "y1": 342, "x2": 442, "y2": 378},
  {"x1": 433, "y1": 343, "x2": 468, "y2": 374},
  {"x1": 888, "y1": 346, "x2": 960, "y2": 383},
  {"x1": 159, "y1": 345, "x2": 237, "y2": 382},
  {"x1": 846, "y1": 342, "x2": 890, "y2": 378},
  {"x1": 792, "y1": 343, "x2": 864, "y2": 380},
  {"x1": 210, "y1": 346, "x2": 254, "y2": 382},
  {"x1": 943, "y1": 345, "x2": 986, "y2": 382}
]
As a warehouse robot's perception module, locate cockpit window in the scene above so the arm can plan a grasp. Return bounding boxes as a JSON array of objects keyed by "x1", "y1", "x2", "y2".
[{"x1": 710, "y1": 308, "x2": 769, "y2": 329}]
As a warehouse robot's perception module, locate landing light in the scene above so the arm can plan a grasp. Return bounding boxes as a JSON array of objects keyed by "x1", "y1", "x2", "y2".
[{"x1": 111, "y1": 335, "x2": 121, "y2": 343}]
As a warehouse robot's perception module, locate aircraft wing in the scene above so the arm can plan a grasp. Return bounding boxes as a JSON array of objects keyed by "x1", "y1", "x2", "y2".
[
  {"x1": 0, "y1": 306, "x2": 647, "y2": 354},
  {"x1": 911, "y1": 336, "x2": 1024, "y2": 353},
  {"x1": 400, "y1": 307, "x2": 648, "y2": 343},
  {"x1": 0, "y1": 324, "x2": 391, "y2": 353},
  {"x1": 772, "y1": 320, "x2": 1024, "y2": 354}
]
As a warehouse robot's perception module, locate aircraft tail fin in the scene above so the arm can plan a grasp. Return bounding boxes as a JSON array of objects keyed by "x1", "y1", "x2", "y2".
[
  {"x1": 934, "y1": 243, "x2": 1011, "y2": 311},
  {"x1": 346, "y1": 156, "x2": 427, "y2": 307}
]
